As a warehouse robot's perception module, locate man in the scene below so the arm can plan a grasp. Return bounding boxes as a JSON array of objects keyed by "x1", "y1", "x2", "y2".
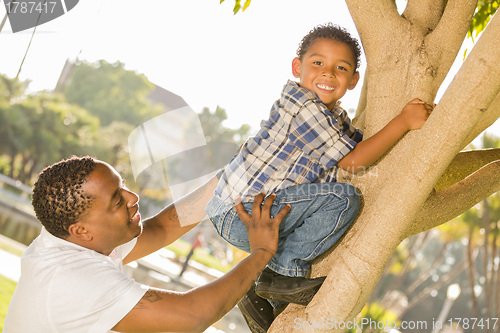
[
  {"x1": 178, "y1": 231, "x2": 206, "y2": 278},
  {"x1": 3, "y1": 156, "x2": 290, "y2": 332}
]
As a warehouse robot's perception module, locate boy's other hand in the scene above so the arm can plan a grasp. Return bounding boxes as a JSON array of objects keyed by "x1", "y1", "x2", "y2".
[
  {"x1": 235, "y1": 193, "x2": 290, "y2": 258},
  {"x1": 399, "y1": 98, "x2": 434, "y2": 130}
]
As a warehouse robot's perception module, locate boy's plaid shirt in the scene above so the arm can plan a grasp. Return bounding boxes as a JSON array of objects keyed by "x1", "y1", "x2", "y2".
[{"x1": 214, "y1": 80, "x2": 363, "y2": 203}]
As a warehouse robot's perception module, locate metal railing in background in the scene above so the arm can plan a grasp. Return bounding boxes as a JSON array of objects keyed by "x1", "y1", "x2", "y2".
[{"x1": 0, "y1": 173, "x2": 41, "y2": 246}]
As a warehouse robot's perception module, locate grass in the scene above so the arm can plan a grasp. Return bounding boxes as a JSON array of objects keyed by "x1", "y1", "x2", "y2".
[
  {"x1": 0, "y1": 275, "x2": 17, "y2": 331},
  {"x1": 0, "y1": 242, "x2": 25, "y2": 257},
  {"x1": 0, "y1": 237, "x2": 21, "y2": 331}
]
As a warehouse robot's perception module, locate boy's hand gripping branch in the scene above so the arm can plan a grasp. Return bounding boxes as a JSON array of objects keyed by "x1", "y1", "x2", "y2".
[{"x1": 337, "y1": 98, "x2": 434, "y2": 173}]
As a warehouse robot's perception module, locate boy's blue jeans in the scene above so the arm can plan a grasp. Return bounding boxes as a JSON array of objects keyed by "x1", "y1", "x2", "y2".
[{"x1": 205, "y1": 182, "x2": 361, "y2": 278}]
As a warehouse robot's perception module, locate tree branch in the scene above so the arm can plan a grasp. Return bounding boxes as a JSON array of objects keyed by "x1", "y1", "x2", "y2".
[
  {"x1": 463, "y1": 92, "x2": 500, "y2": 149},
  {"x1": 345, "y1": 0, "x2": 403, "y2": 61},
  {"x1": 399, "y1": 250, "x2": 474, "y2": 318},
  {"x1": 405, "y1": 241, "x2": 449, "y2": 294},
  {"x1": 403, "y1": 0, "x2": 445, "y2": 33},
  {"x1": 405, "y1": 160, "x2": 500, "y2": 238},
  {"x1": 435, "y1": 148, "x2": 500, "y2": 191},
  {"x1": 425, "y1": 0, "x2": 478, "y2": 87},
  {"x1": 354, "y1": 73, "x2": 368, "y2": 125}
]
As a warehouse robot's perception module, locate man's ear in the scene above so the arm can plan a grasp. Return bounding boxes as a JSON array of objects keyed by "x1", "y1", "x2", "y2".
[
  {"x1": 67, "y1": 223, "x2": 93, "y2": 241},
  {"x1": 348, "y1": 71, "x2": 360, "y2": 90},
  {"x1": 291, "y1": 57, "x2": 302, "y2": 78}
]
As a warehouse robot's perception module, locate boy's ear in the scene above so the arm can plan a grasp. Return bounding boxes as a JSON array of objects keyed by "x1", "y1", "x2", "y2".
[
  {"x1": 291, "y1": 57, "x2": 301, "y2": 78},
  {"x1": 348, "y1": 72, "x2": 360, "y2": 90}
]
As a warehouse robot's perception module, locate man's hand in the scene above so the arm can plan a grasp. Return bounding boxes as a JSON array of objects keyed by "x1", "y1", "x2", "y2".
[
  {"x1": 235, "y1": 193, "x2": 290, "y2": 257},
  {"x1": 399, "y1": 98, "x2": 434, "y2": 130}
]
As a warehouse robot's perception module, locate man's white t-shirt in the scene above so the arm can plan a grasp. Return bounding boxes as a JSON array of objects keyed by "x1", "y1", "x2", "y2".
[{"x1": 3, "y1": 227, "x2": 149, "y2": 333}]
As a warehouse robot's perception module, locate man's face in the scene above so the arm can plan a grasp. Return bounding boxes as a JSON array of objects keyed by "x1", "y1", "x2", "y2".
[
  {"x1": 292, "y1": 38, "x2": 359, "y2": 109},
  {"x1": 78, "y1": 162, "x2": 142, "y2": 255}
]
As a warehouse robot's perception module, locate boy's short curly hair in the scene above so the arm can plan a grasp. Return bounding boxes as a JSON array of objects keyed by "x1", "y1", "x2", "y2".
[
  {"x1": 32, "y1": 156, "x2": 98, "y2": 238},
  {"x1": 297, "y1": 23, "x2": 362, "y2": 71}
]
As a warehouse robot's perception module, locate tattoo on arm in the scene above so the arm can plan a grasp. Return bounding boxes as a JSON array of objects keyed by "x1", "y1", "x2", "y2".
[
  {"x1": 133, "y1": 290, "x2": 163, "y2": 310},
  {"x1": 174, "y1": 182, "x2": 209, "y2": 221}
]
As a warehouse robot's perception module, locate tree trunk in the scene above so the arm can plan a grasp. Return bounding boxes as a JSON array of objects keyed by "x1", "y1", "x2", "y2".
[
  {"x1": 466, "y1": 226, "x2": 479, "y2": 333},
  {"x1": 270, "y1": 1, "x2": 500, "y2": 331},
  {"x1": 9, "y1": 149, "x2": 16, "y2": 179},
  {"x1": 27, "y1": 158, "x2": 38, "y2": 185}
]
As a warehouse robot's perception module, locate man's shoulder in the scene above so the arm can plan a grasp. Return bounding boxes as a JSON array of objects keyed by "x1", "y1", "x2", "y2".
[{"x1": 22, "y1": 232, "x2": 130, "y2": 281}]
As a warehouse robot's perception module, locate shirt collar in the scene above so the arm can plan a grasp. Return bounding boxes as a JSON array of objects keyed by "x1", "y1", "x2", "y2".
[
  {"x1": 284, "y1": 80, "x2": 343, "y2": 111},
  {"x1": 38, "y1": 227, "x2": 89, "y2": 252}
]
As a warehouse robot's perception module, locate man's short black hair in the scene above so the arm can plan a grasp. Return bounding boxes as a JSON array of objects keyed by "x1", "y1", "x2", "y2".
[
  {"x1": 32, "y1": 156, "x2": 98, "y2": 238},
  {"x1": 297, "y1": 23, "x2": 362, "y2": 71}
]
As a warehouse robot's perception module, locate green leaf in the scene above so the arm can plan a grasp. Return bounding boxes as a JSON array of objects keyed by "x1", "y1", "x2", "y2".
[
  {"x1": 233, "y1": 0, "x2": 241, "y2": 15},
  {"x1": 469, "y1": 0, "x2": 499, "y2": 39},
  {"x1": 242, "y1": 0, "x2": 251, "y2": 11}
]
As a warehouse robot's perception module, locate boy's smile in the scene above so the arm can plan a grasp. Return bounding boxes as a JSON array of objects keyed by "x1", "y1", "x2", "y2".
[{"x1": 292, "y1": 38, "x2": 359, "y2": 109}]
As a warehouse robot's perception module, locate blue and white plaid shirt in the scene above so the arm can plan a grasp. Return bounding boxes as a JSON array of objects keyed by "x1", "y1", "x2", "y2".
[{"x1": 215, "y1": 80, "x2": 363, "y2": 203}]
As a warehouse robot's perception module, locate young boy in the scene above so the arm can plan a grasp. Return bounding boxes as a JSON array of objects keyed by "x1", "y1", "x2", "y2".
[{"x1": 205, "y1": 23, "x2": 432, "y2": 332}]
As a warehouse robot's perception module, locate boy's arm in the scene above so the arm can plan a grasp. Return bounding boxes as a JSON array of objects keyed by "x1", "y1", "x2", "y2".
[
  {"x1": 336, "y1": 99, "x2": 433, "y2": 173},
  {"x1": 113, "y1": 194, "x2": 290, "y2": 333}
]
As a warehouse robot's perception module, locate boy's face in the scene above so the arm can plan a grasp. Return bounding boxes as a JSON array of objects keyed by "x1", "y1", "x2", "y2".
[{"x1": 292, "y1": 38, "x2": 359, "y2": 109}]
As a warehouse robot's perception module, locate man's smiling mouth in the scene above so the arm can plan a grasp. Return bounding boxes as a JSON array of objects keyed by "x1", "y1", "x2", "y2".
[{"x1": 130, "y1": 211, "x2": 140, "y2": 223}]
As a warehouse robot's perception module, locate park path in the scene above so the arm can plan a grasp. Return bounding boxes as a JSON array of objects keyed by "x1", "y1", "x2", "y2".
[{"x1": 0, "y1": 248, "x2": 21, "y2": 282}]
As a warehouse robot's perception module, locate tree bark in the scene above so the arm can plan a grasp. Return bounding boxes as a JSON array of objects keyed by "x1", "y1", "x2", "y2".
[
  {"x1": 405, "y1": 160, "x2": 500, "y2": 237},
  {"x1": 434, "y1": 148, "x2": 500, "y2": 191}
]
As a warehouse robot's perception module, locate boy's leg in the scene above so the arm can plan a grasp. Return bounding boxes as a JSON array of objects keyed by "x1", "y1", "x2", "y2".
[
  {"x1": 266, "y1": 182, "x2": 361, "y2": 277},
  {"x1": 256, "y1": 182, "x2": 360, "y2": 305},
  {"x1": 205, "y1": 182, "x2": 361, "y2": 305}
]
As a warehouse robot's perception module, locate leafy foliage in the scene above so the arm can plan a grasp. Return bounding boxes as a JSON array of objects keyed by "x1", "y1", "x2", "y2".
[
  {"x1": 63, "y1": 60, "x2": 163, "y2": 127},
  {"x1": 0, "y1": 75, "x2": 101, "y2": 184},
  {"x1": 347, "y1": 302, "x2": 399, "y2": 333},
  {"x1": 469, "y1": 0, "x2": 499, "y2": 40},
  {"x1": 221, "y1": 0, "x2": 251, "y2": 14},
  {"x1": 198, "y1": 105, "x2": 250, "y2": 145}
]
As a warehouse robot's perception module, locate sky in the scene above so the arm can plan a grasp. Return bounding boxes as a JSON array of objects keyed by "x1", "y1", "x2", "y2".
[{"x1": 0, "y1": 0, "x2": 498, "y2": 140}]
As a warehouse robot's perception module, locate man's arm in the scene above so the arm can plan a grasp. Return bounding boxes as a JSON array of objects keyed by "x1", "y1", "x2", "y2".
[
  {"x1": 113, "y1": 194, "x2": 291, "y2": 333},
  {"x1": 337, "y1": 98, "x2": 433, "y2": 173},
  {"x1": 123, "y1": 175, "x2": 217, "y2": 265}
]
